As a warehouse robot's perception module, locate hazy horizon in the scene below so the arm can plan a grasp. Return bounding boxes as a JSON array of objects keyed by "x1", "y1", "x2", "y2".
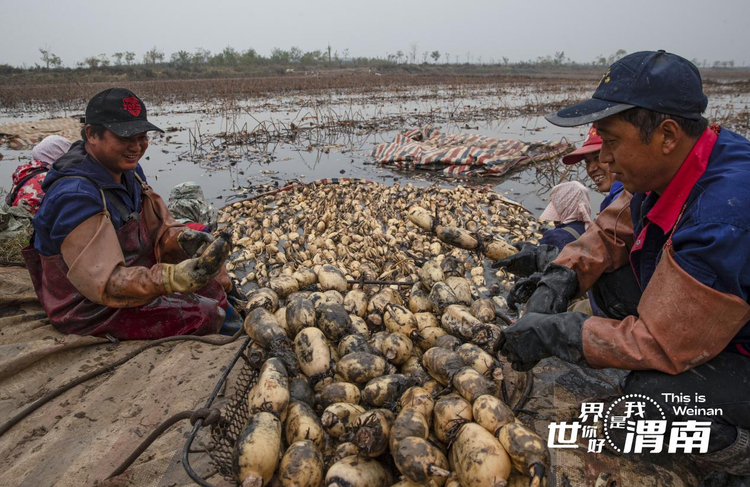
[{"x1": 2, "y1": 0, "x2": 750, "y2": 68}]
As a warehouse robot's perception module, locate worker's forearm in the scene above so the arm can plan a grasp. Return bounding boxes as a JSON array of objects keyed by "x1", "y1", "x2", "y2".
[
  {"x1": 582, "y1": 247, "x2": 750, "y2": 374},
  {"x1": 61, "y1": 211, "x2": 170, "y2": 307},
  {"x1": 101, "y1": 264, "x2": 170, "y2": 307},
  {"x1": 553, "y1": 191, "x2": 634, "y2": 296}
]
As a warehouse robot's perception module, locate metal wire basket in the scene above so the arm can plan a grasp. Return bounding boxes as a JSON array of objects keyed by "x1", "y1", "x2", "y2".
[{"x1": 183, "y1": 337, "x2": 261, "y2": 486}]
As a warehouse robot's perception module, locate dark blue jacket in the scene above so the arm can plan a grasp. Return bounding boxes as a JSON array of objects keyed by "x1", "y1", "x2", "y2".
[
  {"x1": 540, "y1": 221, "x2": 586, "y2": 250},
  {"x1": 629, "y1": 128, "x2": 750, "y2": 350},
  {"x1": 33, "y1": 141, "x2": 148, "y2": 256},
  {"x1": 600, "y1": 180, "x2": 624, "y2": 213},
  {"x1": 588, "y1": 182, "x2": 626, "y2": 318}
]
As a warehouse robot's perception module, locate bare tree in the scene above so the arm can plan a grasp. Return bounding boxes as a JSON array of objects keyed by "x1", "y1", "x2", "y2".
[
  {"x1": 171, "y1": 50, "x2": 191, "y2": 67},
  {"x1": 112, "y1": 52, "x2": 124, "y2": 66},
  {"x1": 143, "y1": 46, "x2": 165, "y2": 65},
  {"x1": 83, "y1": 56, "x2": 101, "y2": 69},
  {"x1": 409, "y1": 42, "x2": 418, "y2": 64},
  {"x1": 39, "y1": 48, "x2": 62, "y2": 69},
  {"x1": 422, "y1": 51, "x2": 428, "y2": 64},
  {"x1": 444, "y1": 52, "x2": 450, "y2": 64},
  {"x1": 192, "y1": 48, "x2": 211, "y2": 65},
  {"x1": 607, "y1": 49, "x2": 627, "y2": 65}
]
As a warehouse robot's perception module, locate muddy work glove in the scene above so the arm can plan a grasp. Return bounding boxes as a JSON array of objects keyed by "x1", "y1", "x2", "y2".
[
  {"x1": 163, "y1": 234, "x2": 230, "y2": 294},
  {"x1": 178, "y1": 229, "x2": 215, "y2": 258},
  {"x1": 525, "y1": 264, "x2": 579, "y2": 314},
  {"x1": 507, "y1": 272, "x2": 542, "y2": 312},
  {"x1": 492, "y1": 242, "x2": 560, "y2": 278},
  {"x1": 499, "y1": 311, "x2": 588, "y2": 371}
]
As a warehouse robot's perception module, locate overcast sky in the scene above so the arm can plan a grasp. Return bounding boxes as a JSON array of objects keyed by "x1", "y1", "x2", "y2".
[{"x1": 2, "y1": 0, "x2": 749, "y2": 67}]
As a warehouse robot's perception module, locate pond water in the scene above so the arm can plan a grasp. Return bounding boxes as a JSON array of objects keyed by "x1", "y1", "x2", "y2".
[{"x1": 2, "y1": 83, "x2": 747, "y2": 219}]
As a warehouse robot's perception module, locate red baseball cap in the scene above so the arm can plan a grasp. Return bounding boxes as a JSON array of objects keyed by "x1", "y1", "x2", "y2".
[{"x1": 562, "y1": 127, "x2": 602, "y2": 165}]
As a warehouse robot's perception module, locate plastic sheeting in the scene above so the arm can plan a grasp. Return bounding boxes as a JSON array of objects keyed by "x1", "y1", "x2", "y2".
[{"x1": 372, "y1": 126, "x2": 571, "y2": 177}]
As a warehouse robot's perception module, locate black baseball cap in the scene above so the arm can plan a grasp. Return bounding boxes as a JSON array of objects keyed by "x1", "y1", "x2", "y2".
[
  {"x1": 83, "y1": 88, "x2": 163, "y2": 137},
  {"x1": 546, "y1": 50, "x2": 708, "y2": 127}
]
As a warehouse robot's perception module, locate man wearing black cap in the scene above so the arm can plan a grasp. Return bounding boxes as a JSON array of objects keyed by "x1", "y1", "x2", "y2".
[
  {"x1": 25, "y1": 88, "x2": 233, "y2": 340},
  {"x1": 498, "y1": 51, "x2": 750, "y2": 475}
]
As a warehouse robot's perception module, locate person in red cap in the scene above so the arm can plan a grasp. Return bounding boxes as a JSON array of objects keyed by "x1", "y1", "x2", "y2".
[
  {"x1": 494, "y1": 126, "x2": 627, "y2": 281},
  {"x1": 562, "y1": 126, "x2": 624, "y2": 211},
  {"x1": 494, "y1": 128, "x2": 637, "y2": 312},
  {"x1": 25, "y1": 88, "x2": 238, "y2": 340}
]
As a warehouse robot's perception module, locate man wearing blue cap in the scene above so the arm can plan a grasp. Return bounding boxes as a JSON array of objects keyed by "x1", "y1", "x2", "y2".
[{"x1": 499, "y1": 51, "x2": 750, "y2": 475}]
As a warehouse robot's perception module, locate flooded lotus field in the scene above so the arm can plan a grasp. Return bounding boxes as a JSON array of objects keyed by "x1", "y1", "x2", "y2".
[{"x1": 1, "y1": 77, "x2": 748, "y2": 216}]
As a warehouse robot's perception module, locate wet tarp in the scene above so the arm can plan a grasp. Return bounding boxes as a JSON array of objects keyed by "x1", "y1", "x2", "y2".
[
  {"x1": 0, "y1": 118, "x2": 81, "y2": 150},
  {"x1": 0, "y1": 266, "x2": 719, "y2": 486},
  {"x1": 372, "y1": 126, "x2": 571, "y2": 177}
]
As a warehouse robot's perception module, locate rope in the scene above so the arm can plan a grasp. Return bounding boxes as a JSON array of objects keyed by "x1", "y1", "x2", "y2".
[
  {"x1": 346, "y1": 278, "x2": 416, "y2": 286},
  {"x1": 0, "y1": 329, "x2": 244, "y2": 438},
  {"x1": 512, "y1": 370, "x2": 535, "y2": 415},
  {"x1": 107, "y1": 407, "x2": 223, "y2": 479}
]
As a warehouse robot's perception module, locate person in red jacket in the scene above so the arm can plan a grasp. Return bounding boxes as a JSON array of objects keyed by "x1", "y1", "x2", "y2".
[
  {"x1": 6, "y1": 135, "x2": 71, "y2": 214},
  {"x1": 499, "y1": 51, "x2": 750, "y2": 476}
]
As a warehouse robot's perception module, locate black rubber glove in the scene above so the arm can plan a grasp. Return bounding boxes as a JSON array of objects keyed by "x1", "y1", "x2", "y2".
[
  {"x1": 492, "y1": 242, "x2": 560, "y2": 278},
  {"x1": 507, "y1": 272, "x2": 542, "y2": 312},
  {"x1": 226, "y1": 279, "x2": 248, "y2": 317},
  {"x1": 499, "y1": 311, "x2": 589, "y2": 371},
  {"x1": 525, "y1": 264, "x2": 579, "y2": 314},
  {"x1": 178, "y1": 229, "x2": 215, "y2": 258}
]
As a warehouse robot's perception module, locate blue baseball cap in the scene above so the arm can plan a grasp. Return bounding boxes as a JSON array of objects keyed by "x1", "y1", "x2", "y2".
[{"x1": 546, "y1": 50, "x2": 708, "y2": 127}]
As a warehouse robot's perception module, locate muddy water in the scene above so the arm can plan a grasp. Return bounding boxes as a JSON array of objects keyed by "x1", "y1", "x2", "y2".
[{"x1": 1, "y1": 86, "x2": 746, "y2": 219}]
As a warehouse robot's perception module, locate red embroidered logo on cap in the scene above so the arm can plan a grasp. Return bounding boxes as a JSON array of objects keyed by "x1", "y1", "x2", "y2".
[{"x1": 122, "y1": 97, "x2": 142, "y2": 117}]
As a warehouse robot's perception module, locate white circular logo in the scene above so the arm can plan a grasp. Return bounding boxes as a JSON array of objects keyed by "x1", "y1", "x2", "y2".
[{"x1": 603, "y1": 393, "x2": 666, "y2": 453}]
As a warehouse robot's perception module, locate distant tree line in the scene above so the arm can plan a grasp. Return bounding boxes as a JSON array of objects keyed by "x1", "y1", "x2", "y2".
[{"x1": 4, "y1": 46, "x2": 742, "y2": 72}]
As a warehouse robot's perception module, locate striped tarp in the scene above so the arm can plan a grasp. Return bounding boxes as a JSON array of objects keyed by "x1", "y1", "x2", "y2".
[{"x1": 372, "y1": 126, "x2": 572, "y2": 177}]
